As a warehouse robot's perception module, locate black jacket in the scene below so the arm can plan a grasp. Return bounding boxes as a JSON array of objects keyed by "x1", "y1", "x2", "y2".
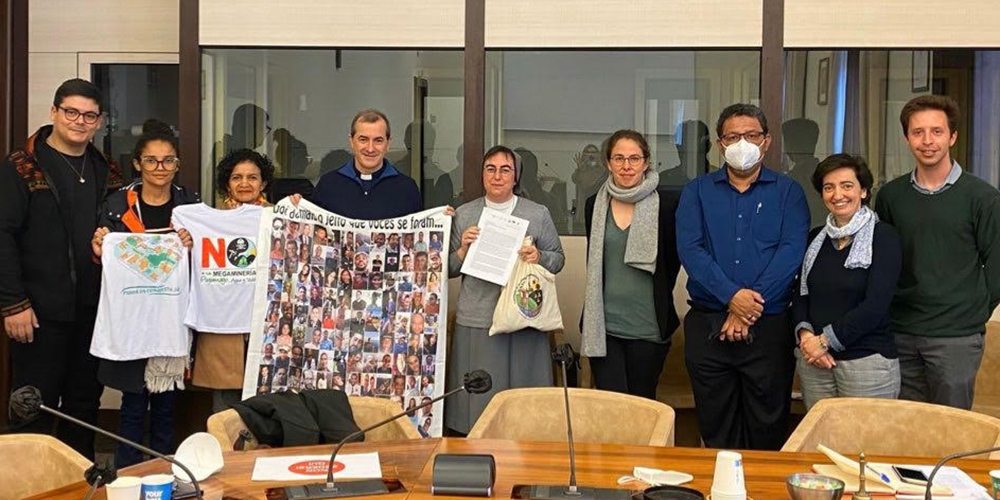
[
  {"x1": 584, "y1": 187, "x2": 682, "y2": 342},
  {"x1": 233, "y1": 390, "x2": 363, "y2": 448},
  {"x1": 95, "y1": 180, "x2": 200, "y2": 393},
  {"x1": 98, "y1": 180, "x2": 201, "y2": 233},
  {"x1": 0, "y1": 126, "x2": 122, "y2": 321}
]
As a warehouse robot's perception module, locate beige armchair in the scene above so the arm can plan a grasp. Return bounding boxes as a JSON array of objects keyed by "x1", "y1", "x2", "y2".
[
  {"x1": 207, "y1": 396, "x2": 421, "y2": 450},
  {"x1": 467, "y1": 387, "x2": 675, "y2": 446},
  {"x1": 655, "y1": 325, "x2": 696, "y2": 409},
  {"x1": 973, "y1": 321, "x2": 1000, "y2": 418},
  {"x1": 782, "y1": 397, "x2": 1000, "y2": 459},
  {"x1": 0, "y1": 434, "x2": 92, "y2": 500}
]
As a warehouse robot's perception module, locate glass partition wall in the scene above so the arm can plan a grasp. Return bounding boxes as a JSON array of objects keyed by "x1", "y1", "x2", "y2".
[
  {"x1": 484, "y1": 50, "x2": 761, "y2": 235},
  {"x1": 201, "y1": 49, "x2": 464, "y2": 207}
]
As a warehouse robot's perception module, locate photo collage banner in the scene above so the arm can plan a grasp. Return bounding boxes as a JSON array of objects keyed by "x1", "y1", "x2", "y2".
[{"x1": 243, "y1": 199, "x2": 451, "y2": 437}]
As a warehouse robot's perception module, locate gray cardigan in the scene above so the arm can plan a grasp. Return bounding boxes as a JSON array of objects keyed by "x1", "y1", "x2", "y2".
[{"x1": 448, "y1": 196, "x2": 565, "y2": 329}]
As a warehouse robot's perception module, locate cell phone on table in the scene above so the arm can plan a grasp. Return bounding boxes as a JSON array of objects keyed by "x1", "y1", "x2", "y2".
[{"x1": 892, "y1": 465, "x2": 930, "y2": 485}]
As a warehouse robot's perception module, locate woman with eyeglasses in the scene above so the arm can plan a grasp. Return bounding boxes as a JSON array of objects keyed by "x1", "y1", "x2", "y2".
[
  {"x1": 90, "y1": 121, "x2": 199, "y2": 467},
  {"x1": 445, "y1": 145, "x2": 565, "y2": 434},
  {"x1": 190, "y1": 148, "x2": 274, "y2": 412},
  {"x1": 582, "y1": 129, "x2": 681, "y2": 400}
]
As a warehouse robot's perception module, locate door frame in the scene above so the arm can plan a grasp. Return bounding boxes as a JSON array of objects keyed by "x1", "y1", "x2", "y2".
[{"x1": 77, "y1": 52, "x2": 179, "y2": 80}]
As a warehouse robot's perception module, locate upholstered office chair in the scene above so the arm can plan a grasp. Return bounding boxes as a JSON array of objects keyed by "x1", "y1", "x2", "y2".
[
  {"x1": 973, "y1": 321, "x2": 1000, "y2": 418},
  {"x1": 0, "y1": 433, "x2": 92, "y2": 500},
  {"x1": 782, "y1": 397, "x2": 1000, "y2": 459},
  {"x1": 207, "y1": 396, "x2": 422, "y2": 450},
  {"x1": 467, "y1": 387, "x2": 676, "y2": 446}
]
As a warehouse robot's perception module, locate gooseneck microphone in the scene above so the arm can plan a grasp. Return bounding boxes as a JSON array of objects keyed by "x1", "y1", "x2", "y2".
[
  {"x1": 924, "y1": 446, "x2": 1000, "y2": 500},
  {"x1": 285, "y1": 369, "x2": 493, "y2": 500},
  {"x1": 9, "y1": 386, "x2": 203, "y2": 499},
  {"x1": 515, "y1": 345, "x2": 629, "y2": 500},
  {"x1": 553, "y1": 344, "x2": 579, "y2": 493},
  {"x1": 83, "y1": 463, "x2": 117, "y2": 500}
]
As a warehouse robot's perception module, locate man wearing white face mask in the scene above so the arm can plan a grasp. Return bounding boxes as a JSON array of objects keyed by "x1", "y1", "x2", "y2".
[{"x1": 676, "y1": 103, "x2": 809, "y2": 450}]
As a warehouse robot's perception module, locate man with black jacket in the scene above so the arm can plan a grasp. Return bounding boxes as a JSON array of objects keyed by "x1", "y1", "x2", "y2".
[{"x1": 0, "y1": 79, "x2": 122, "y2": 458}]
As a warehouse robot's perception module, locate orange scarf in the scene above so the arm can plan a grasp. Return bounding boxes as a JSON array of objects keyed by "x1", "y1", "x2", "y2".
[{"x1": 222, "y1": 194, "x2": 271, "y2": 209}]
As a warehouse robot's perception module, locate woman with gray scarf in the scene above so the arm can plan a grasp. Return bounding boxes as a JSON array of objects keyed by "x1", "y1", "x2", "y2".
[
  {"x1": 791, "y1": 154, "x2": 902, "y2": 410},
  {"x1": 582, "y1": 130, "x2": 681, "y2": 399},
  {"x1": 445, "y1": 145, "x2": 565, "y2": 434}
]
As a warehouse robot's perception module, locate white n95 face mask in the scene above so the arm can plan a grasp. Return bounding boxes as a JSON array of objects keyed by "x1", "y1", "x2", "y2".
[
  {"x1": 617, "y1": 467, "x2": 694, "y2": 487},
  {"x1": 724, "y1": 139, "x2": 762, "y2": 171}
]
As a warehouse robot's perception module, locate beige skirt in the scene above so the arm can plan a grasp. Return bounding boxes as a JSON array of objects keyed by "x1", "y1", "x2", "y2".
[{"x1": 192, "y1": 333, "x2": 248, "y2": 389}]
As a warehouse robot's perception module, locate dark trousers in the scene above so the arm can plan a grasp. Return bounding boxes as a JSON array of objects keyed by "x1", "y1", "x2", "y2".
[
  {"x1": 10, "y1": 306, "x2": 103, "y2": 459},
  {"x1": 895, "y1": 332, "x2": 984, "y2": 410},
  {"x1": 117, "y1": 389, "x2": 177, "y2": 468},
  {"x1": 590, "y1": 335, "x2": 671, "y2": 400},
  {"x1": 684, "y1": 309, "x2": 794, "y2": 450}
]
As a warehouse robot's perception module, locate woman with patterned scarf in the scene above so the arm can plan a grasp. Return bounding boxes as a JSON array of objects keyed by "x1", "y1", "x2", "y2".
[
  {"x1": 792, "y1": 153, "x2": 902, "y2": 410},
  {"x1": 191, "y1": 148, "x2": 273, "y2": 411}
]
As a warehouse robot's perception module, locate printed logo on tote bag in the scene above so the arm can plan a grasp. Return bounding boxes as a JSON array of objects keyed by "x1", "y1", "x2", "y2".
[{"x1": 514, "y1": 273, "x2": 544, "y2": 319}]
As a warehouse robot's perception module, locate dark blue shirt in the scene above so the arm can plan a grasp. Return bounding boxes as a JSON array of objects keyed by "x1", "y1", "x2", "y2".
[
  {"x1": 676, "y1": 166, "x2": 809, "y2": 314},
  {"x1": 311, "y1": 159, "x2": 421, "y2": 219}
]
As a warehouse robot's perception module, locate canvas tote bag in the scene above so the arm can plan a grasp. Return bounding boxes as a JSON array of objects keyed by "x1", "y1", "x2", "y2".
[{"x1": 489, "y1": 237, "x2": 564, "y2": 335}]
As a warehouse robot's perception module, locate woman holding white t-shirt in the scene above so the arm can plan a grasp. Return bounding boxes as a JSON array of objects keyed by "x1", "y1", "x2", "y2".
[
  {"x1": 90, "y1": 123, "x2": 199, "y2": 467},
  {"x1": 188, "y1": 149, "x2": 274, "y2": 412}
]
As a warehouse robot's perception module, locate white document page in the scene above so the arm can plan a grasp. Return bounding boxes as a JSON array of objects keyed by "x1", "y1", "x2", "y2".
[
  {"x1": 895, "y1": 465, "x2": 990, "y2": 500},
  {"x1": 251, "y1": 452, "x2": 382, "y2": 482},
  {"x1": 460, "y1": 208, "x2": 529, "y2": 286}
]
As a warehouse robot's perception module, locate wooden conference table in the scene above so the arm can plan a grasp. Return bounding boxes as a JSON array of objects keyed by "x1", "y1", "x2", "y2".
[{"x1": 26, "y1": 438, "x2": 1000, "y2": 500}]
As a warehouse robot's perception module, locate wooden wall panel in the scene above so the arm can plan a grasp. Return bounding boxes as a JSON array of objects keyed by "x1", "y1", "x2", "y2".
[
  {"x1": 29, "y1": 0, "x2": 178, "y2": 53},
  {"x1": 786, "y1": 0, "x2": 1000, "y2": 47},
  {"x1": 485, "y1": 0, "x2": 762, "y2": 48},
  {"x1": 200, "y1": 0, "x2": 464, "y2": 47}
]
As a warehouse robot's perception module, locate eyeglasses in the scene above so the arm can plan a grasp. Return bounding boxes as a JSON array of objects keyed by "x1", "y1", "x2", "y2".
[
  {"x1": 610, "y1": 155, "x2": 648, "y2": 167},
  {"x1": 484, "y1": 165, "x2": 515, "y2": 177},
  {"x1": 58, "y1": 106, "x2": 101, "y2": 124},
  {"x1": 139, "y1": 156, "x2": 180, "y2": 171},
  {"x1": 720, "y1": 131, "x2": 766, "y2": 146}
]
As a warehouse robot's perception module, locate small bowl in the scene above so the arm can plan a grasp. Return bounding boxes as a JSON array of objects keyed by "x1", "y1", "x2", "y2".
[{"x1": 785, "y1": 474, "x2": 845, "y2": 500}]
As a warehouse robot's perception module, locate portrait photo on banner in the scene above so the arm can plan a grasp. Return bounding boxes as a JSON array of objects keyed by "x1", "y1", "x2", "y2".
[{"x1": 243, "y1": 199, "x2": 451, "y2": 437}]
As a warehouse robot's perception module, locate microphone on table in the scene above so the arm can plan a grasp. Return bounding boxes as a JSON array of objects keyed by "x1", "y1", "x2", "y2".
[
  {"x1": 83, "y1": 463, "x2": 117, "y2": 500},
  {"x1": 9, "y1": 386, "x2": 204, "y2": 499},
  {"x1": 285, "y1": 369, "x2": 493, "y2": 500},
  {"x1": 514, "y1": 344, "x2": 630, "y2": 500},
  {"x1": 924, "y1": 446, "x2": 1000, "y2": 500}
]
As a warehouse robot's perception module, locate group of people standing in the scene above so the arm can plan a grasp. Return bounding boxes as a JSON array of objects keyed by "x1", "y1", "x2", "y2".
[
  {"x1": 595, "y1": 96, "x2": 1000, "y2": 451},
  {"x1": 2, "y1": 77, "x2": 998, "y2": 466},
  {"x1": 0, "y1": 78, "x2": 281, "y2": 466},
  {"x1": 449, "y1": 93, "x2": 1000, "y2": 451}
]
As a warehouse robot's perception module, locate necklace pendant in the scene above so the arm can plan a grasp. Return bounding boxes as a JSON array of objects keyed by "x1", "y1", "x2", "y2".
[{"x1": 79, "y1": 177, "x2": 86, "y2": 184}]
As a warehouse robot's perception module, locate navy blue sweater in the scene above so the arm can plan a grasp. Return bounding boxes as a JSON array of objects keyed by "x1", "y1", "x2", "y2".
[
  {"x1": 791, "y1": 222, "x2": 902, "y2": 361},
  {"x1": 310, "y1": 159, "x2": 421, "y2": 219}
]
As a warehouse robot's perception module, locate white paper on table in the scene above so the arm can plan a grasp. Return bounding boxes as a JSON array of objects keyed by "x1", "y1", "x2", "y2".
[
  {"x1": 460, "y1": 208, "x2": 529, "y2": 286},
  {"x1": 894, "y1": 465, "x2": 991, "y2": 500},
  {"x1": 251, "y1": 452, "x2": 382, "y2": 482}
]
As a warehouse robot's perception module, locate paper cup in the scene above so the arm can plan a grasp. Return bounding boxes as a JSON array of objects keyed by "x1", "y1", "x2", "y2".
[
  {"x1": 140, "y1": 474, "x2": 174, "y2": 500},
  {"x1": 711, "y1": 451, "x2": 746, "y2": 500},
  {"x1": 106, "y1": 476, "x2": 142, "y2": 500},
  {"x1": 989, "y1": 470, "x2": 1000, "y2": 500}
]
